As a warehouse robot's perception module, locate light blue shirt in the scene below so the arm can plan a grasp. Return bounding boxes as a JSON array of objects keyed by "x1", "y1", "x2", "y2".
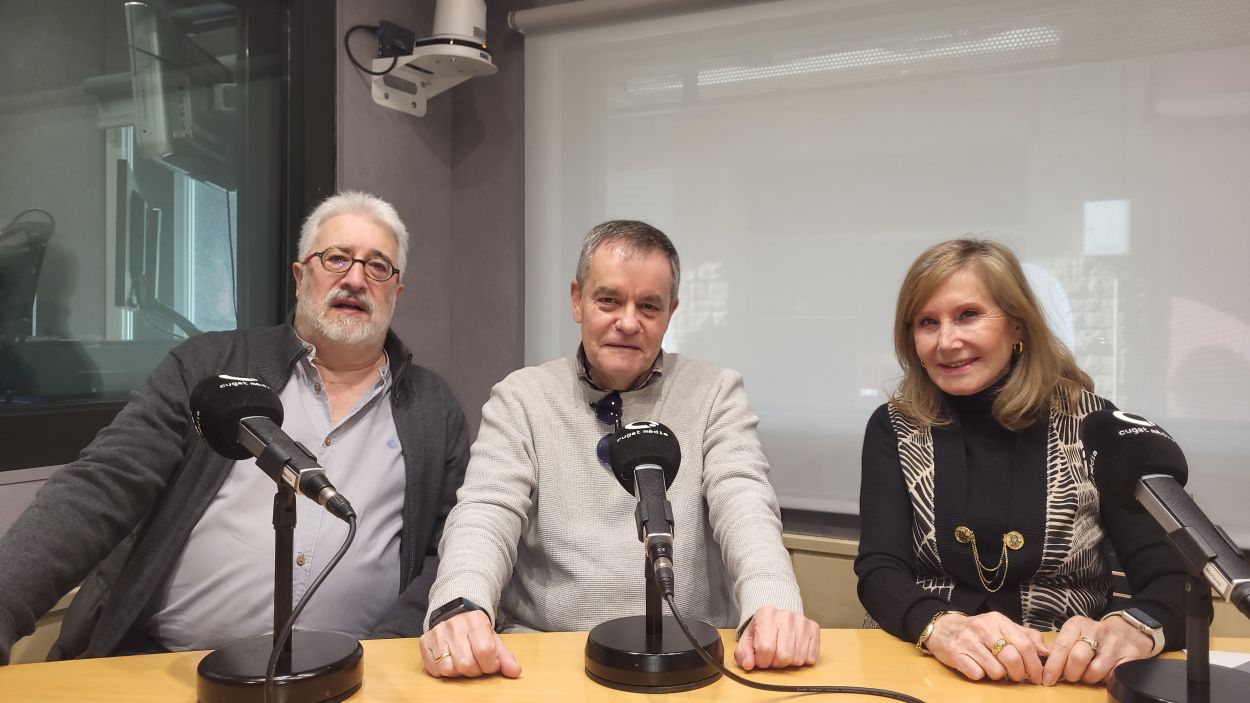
[{"x1": 144, "y1": 344, "x2": 406, "y2": 651}]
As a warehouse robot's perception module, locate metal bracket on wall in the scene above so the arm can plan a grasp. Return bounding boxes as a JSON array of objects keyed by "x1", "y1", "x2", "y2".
[{"x1": 370, "y1": 42, "x2": 496, "y2": 117}]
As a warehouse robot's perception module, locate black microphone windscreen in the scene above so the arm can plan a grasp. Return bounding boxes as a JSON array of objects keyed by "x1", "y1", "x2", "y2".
[
  {"x1": 190, "y1": 375, "x2": 284, "y2": 460},
  {"x1": 608, "y1": 421, "x2": 681, "y2": 495},
  {"x1": 1081, "y1": 409, "x2": 1189, "y2": 508}
]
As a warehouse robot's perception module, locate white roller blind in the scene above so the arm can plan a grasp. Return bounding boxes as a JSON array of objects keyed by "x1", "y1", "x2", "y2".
[{"x1": 524, "y1": 0, "x2": 1250, "y2": 543}]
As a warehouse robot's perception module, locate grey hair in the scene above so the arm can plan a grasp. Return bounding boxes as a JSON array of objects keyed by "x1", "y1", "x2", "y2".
[
  {"x1": 297, "y1": 191, "x2": 409, "y2": 276},
  {"x1": 575, "y1": 220, "x2": 680, "y2": 300}
]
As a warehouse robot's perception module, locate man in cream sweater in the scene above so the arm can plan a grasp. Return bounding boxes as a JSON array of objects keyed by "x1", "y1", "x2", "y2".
[{"x1": 420, "y1": 220, "x2": 818, "y2": 678}]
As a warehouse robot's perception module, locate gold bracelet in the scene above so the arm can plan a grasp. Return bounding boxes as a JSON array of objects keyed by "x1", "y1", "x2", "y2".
[{"x1": 916, "y1": 609, "x2": 966, "y2": 654}]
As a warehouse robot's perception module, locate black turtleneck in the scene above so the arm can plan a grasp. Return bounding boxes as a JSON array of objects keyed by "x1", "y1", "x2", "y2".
[
  {"x1": 944, "y1": 389, "x2": 1015, "y2": 544},
  {"x1": 929, "y1": 388, "x2": 1048, "y2": 625}
]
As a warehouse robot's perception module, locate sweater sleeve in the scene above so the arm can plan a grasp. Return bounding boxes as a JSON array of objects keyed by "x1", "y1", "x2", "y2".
[
  {"x1": 854, "y1": 404, "x2": 951, "y2": 644},
  {"x1": 701, "y1": 371, "x2": 804, "y2": 628},
  {"x1": 0, "y1": 346, "x2": 195, "y2": 664},
  {"x1": 1098, "y1": 497, "x2": 1189, "y2": 649},
  {"x1": 423, "y1": 379, "x2": 536, "y2": 630}
]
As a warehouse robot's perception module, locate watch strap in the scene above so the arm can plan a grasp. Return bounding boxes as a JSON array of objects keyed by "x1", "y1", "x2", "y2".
[
  {"x1": 1102, "y1": 609, "x2": 1165, "y2": 657},
  {"x1": 427, "y1": 597, "x2": 483, "y2": 631}
]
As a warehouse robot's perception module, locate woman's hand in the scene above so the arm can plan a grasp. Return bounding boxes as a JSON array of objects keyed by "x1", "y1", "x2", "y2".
[
  {"x1": 1041, "y1": 614, "x2": 1153, "y2": 686},
  {"x1": 924, "y1": 611, "x2": 1049, "y2": 683}
]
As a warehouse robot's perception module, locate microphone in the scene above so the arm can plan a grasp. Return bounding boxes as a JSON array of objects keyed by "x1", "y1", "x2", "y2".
[
  {"x1": 1081, "y1": 409, "x2": 1250, "y2": 619},
  {"x1": 190, "y1": 374, "x2": 355, "y2": 521},
  {"x1": 608, "y1": 420, "x2": 680, "y2": 597}
]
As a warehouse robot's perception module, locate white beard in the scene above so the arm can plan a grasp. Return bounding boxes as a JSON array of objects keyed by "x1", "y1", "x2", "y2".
[{"x1": 296, "y1": 282, "x2": 394, "y2": 347}]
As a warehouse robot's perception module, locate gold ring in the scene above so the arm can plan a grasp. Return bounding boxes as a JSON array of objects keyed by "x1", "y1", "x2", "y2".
[
  {"x1": 433, "y1": 650, "x2": 452, "y2": 664},
  {"x1": 1078, "y1": 635, "x2": 1100, "y2": 651},
  {"x1": 990, "y1": 638, "x2": 1011, "y2": 657}
]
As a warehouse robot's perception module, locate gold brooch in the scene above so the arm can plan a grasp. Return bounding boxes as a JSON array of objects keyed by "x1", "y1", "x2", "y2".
[{"x1": 954, "y1": 526, "x2": 1024, "y2": 592}]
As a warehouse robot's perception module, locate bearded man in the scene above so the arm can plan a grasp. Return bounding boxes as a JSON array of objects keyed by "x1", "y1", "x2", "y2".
[{"x1": 0, "y1": 192, "x2": 468, "y2": 664}]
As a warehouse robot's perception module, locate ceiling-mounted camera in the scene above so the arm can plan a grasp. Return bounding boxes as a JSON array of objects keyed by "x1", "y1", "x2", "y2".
[{"x1": 371, "y1": 0, "x2": 497, "y2": 117}]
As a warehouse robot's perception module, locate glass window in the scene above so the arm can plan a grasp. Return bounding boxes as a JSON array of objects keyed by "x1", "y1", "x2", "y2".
[
  {"x1": 0, "y1": 0, "x2": 320, "y2": 466},
  {"x1": 0, "y1": 0, "x2": 283, "y2": 410}
]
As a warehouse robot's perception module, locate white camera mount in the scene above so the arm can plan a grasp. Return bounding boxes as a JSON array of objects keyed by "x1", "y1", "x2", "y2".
[{"x1": 371, "y1": 0, "x2": 496, "y2": 117}]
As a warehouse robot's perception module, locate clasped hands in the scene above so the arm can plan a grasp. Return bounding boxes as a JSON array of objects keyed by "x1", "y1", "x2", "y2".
[
  {"x1": 420, "y1": 605, "x2": 820, "y2": 678},
  {"x1": 923, "y1": 611, "x2": 1155, "y2": 686}
]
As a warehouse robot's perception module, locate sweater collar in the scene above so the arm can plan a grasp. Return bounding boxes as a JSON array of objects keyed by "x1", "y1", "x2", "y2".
[
  {"x1": 575, "y1": 343, "x2": 664, "y2": 393},
  {"x1": 941, "y1": 373, "x2": 1010, "y2": 418}
]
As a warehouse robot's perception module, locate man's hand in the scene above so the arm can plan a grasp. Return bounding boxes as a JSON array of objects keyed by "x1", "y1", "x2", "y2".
[
  {"x1": 420, "y1": 610, "x2": 522, "y2": 679},
  {"x1": 1041, "y1": 614, "x2": 1153, "y2": 686},
  {"x1": 924, "y1": 611, "x2": 1049, "y2": 683},
  {"x1": 733, "y1": 606, "x2": 820, "y2": 671}
]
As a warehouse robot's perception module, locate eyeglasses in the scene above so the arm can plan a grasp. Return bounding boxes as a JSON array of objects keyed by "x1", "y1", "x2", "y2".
[
  {"x1": 591, "y1": 391, "x2": 622, "y2": 468},
  {"x1": 304, "y1": 247, "x2": 400, "y2": 282}
]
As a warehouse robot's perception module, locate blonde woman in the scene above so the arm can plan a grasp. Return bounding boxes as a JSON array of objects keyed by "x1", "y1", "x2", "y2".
[{"x1": 855, "y1": 239, "x2": 1186, "y2": 686}]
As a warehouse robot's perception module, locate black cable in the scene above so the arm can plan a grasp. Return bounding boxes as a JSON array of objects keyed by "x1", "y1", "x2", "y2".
[
  {"x1": 263, "y1": 515, "x2": 358, "y2": 703},
  {"x1": 1, "y1": 208, "x2": 55, "y2": 237},
  {"x1": 344, "y1": 25, "x2": 398, "y2": 76},
  {"x1": 128, "y1": 274, "x2": 192, "y2": 340},
  {"x1": 139, "y1": 306, "x2": 187, "y2": 339},
  {"x1": 128, "y1": 44, "x2": 191, "y2": 71},
  {"x1": 663, "y1": 593, "x2": 929, "y2": 703}
]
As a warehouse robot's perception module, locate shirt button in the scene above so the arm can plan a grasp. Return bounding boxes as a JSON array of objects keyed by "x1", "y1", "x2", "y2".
[
  {"x1": 314, "y1": 384, "x2": 322, "y2": 393},
  {"x1": 296, "y1": 554, "x2": 306, "y2": 566},
  {"x1": 324, "y1": 437, "x2": 332, "y2": 447}
]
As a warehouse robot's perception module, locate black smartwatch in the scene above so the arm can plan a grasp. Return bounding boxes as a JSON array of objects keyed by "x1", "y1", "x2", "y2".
[
  {"x1": 427, "y1": 597, "x2": 483, "y2": 631},
  {"x1": 1102, "y1": 607, "x2": 1165, "y2": 657}
]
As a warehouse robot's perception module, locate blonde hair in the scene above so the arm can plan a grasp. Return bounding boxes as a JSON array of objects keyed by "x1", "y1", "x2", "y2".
[{"x1": 890, "y1": 238, "x2": 1092, "y2": 430}]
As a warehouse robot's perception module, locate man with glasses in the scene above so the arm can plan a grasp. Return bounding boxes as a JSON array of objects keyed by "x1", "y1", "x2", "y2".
[
  {"x1": 0, "y1": 191, "x2": 468, "y2": 663},
  {"x1": 420, "y1": 220, "x2": 819, "y2": 679}
]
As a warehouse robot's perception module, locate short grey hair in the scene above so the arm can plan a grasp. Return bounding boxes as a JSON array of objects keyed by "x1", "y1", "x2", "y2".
[
  {"x1": 575, "y1": 220, "x2": 680, "y2": 301},
  {"x1": 298, "y1": 191, "x2": 409, "y2": 276}
]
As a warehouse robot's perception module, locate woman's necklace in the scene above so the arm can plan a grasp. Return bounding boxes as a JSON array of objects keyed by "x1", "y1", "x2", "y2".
[{"x1": 954, "y1": 525, "x2": 1024, "y2": 592}]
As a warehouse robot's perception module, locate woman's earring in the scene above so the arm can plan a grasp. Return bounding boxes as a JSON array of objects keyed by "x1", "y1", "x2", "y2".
[{"x1": 1012, "y1": 340, "x2": 1024, "y2": 356}]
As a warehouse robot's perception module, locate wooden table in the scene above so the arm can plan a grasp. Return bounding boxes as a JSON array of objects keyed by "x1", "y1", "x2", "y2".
[{"x1": 2, "y1": 630, "x2": 1246, "y2": 702}]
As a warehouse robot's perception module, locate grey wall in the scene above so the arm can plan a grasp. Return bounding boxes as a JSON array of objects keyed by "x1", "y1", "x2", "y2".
[
  {"x1": 338, "y1": 0, "x2": 455, "y2": 374},
  {"x1": 447, "y1": 1, "x2": 526, "y2": 435},
  {"x1": 0, "y1": 467, "x2": 57, "y2": 536},
  {"x1": 336, "y1": 0, "x2": 526, "y2": 435}
]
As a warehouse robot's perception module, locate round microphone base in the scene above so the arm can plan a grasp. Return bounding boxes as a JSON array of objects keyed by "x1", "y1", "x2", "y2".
[
  {"x1": 585, "y1": 615, "x2": 722, "y2": 693},
  {"x1": 1110, "y1": 659, "x2": 1250, "y2": 703},
  {"x1": 196, "y1": 631, "x2": 363, "y2": 703}
]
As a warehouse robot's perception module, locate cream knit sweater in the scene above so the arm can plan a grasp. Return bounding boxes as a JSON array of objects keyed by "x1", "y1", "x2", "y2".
[{"x1": 425, "y1": 353, "x2": 804, "y2": 632}]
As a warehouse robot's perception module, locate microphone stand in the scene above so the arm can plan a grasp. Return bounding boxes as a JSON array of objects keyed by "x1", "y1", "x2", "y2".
[
  {"x1": 585, "y1": 556, "x2": 723, "y2": 692},
  {"x1": 195, "y1": 484, "x2": 364, "y2": 703},
  {"x1": 1110, "y1": 526, "x2": 1250, "y2": 703}
]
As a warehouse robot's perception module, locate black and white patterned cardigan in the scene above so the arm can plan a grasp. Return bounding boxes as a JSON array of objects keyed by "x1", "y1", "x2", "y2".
[{"x1": 885, "y1": 389, "x2": 1112, "y2": 630}]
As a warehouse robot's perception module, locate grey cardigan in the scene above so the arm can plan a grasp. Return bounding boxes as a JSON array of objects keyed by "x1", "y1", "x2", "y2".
[{"x1": 0, "y1": 323, "x2": 468, "y2": 663}]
